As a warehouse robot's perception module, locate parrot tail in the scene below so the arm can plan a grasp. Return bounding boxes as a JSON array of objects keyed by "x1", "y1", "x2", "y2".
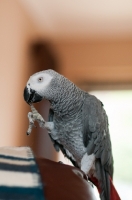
[{"x1": 90, "y1": 160, "x2": 121, "y2": 200}]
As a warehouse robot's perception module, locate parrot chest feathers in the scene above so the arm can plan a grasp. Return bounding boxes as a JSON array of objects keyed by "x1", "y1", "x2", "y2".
[{"x1": 49, "y1": 115, "x2": 87, "y2": 164}]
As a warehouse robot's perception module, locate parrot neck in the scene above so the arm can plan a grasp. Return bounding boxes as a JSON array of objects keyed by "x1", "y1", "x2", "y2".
[{"x1": 49, "y1": 83, "x2": 85, "y2": 119}]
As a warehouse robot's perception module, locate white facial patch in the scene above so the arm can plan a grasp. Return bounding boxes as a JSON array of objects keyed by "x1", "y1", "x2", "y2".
[
  {"x1": 27, "y1": 73, "x2": 53, "y2": 96},
  {"x1": 27, "y1": 80, "x2": 31, "y2": 94},
  {"x1": 35, "y1": 73, "x2": 52, "y2": 91}
]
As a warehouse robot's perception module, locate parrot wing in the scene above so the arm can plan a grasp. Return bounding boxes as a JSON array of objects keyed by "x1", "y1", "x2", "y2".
[{"x1": 82, "y1": 93, "x2": 114, "y2": 200}]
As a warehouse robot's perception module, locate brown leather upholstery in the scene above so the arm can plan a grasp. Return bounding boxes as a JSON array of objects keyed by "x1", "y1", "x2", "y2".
[{"x1": 36, "y1": 158, "x2": 97, "y2": 200}]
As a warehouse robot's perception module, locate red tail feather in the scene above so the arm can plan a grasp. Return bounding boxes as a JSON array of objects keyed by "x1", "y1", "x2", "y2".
[
  {"x1": 90, "y1": 176, "x2": 121, "y2": 200},
  {"x1": 109, "y1": 177, "x2": 121, "y2": 200}
]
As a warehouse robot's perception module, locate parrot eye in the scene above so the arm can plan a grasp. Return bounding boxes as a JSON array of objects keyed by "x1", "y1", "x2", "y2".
[{"x1": 38, "y1": 77, "x2": 43, "y2": 82}]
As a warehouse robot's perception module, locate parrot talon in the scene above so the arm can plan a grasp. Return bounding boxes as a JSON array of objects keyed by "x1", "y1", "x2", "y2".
[
  {"x1": 26, "y1": 104, "x2": 46, "y2": 135},
  {"x1": 26, "y1": 131, "x2": 30, "y2": 136},
  {"x1": 83, "y1": 173, "x2": 89, "y2": 181},
  {"x1": 58, "y1": 161, "x2": 64, "y2": 164},
  {"x1": 88, "y1": 180, "x2": 94, "y2": 187},
  {"x1": 26, "y1": 120, "x2": 36, "y2": 135}
]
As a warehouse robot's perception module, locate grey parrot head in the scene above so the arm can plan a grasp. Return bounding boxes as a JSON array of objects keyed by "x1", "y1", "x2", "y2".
[{"x1": 24, "y1": 69, "x2": 59, "y2": 104}]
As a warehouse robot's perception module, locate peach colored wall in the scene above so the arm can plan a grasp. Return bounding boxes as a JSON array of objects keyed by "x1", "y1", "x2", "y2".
[
  {"x1": 0, "y1": 0, "x2": 39, "y2": 147},
  {"x1": 54, "y1": 40, "x2": 132, "y2": 84}
]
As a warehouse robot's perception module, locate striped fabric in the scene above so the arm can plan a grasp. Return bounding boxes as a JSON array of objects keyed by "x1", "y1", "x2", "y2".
[{"x1": 0, "y1": 147, "x2": 44, "y2": 200}]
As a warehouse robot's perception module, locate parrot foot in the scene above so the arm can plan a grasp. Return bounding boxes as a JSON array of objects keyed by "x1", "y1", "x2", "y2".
[
  {"x1": 26, "y1": 104, "x2": 45, "y2": 135},
  {"x1": 81, "y1": 153, "x2": 95, "y2": 177},
  {"x1": 58, "y1": 161, "x2": 64, "y2": 164},
  {"x1": 26, "y1": 112, "x2": 36, "y2": 135}
]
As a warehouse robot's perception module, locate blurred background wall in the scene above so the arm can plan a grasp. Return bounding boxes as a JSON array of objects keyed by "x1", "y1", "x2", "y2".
[
  {"x1": 0, "y1": 1, "x2": 132, "y2": 199},
  {"x1": 0, "y1": 0, "x2": 39, "y2": 148}
]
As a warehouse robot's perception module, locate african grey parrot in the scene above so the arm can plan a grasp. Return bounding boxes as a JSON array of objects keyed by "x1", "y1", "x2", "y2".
[{"x1": 24, "y1": 69, "x2": 120, "y2": 200}]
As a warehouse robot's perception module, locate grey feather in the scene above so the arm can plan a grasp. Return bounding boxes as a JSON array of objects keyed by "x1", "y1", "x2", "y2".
[{"x1": 82, "y1": 93, "x2": 113, "y2": 199}]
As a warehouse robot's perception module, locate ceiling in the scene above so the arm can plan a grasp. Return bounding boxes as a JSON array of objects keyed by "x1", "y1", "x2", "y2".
[{"x1": 19, "y1": 0, "x2": 132, "y2": 40}]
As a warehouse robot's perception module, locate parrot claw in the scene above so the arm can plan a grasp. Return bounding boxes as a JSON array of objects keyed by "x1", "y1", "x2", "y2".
[
  {"x1": 58, "y1": 161, "x2": 64, "y2": 164},
  {"x1": 88, "y1": 180, "x2": 94, "y2": 187},
  {"x1": 26, "y1": 104, "x2": 46, "y2": 135}
]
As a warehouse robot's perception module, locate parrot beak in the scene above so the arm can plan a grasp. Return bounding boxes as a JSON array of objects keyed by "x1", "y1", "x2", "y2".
[{"x1": 23, "y1": 87, "x2": 43, "y2": 104}]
